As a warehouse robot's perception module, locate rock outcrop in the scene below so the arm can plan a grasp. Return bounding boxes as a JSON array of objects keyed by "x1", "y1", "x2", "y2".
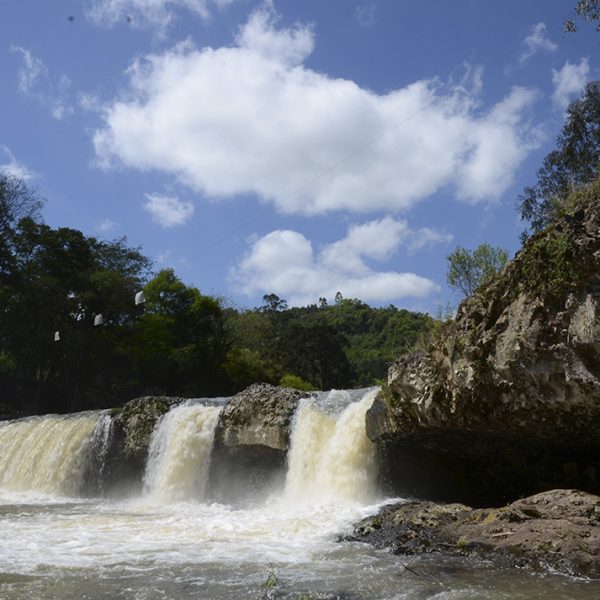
[
  {"x1": 367, "y1": 180, "x2": 600, "y2": 505},
  {"x1": 210, "y1": 383, "x2": 313, "y2": 503},
  {"x1": 101, "y1": 396, "x2": 184, "y2": 495},
  {"x1": 349, "y1": 489, "x2": 600, "y2": 579}
]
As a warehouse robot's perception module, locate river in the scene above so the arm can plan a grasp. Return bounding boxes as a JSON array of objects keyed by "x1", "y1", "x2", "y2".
[{"x1": 0, "y1": 389, "x2": 598, "y2": 599}]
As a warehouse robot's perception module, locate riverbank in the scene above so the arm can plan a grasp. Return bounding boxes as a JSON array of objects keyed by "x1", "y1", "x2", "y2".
[{"x1": 348, "y1": 488, "x2": 600, "y2": 579}]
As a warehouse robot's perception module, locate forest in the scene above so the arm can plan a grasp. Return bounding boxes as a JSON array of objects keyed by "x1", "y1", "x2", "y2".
[{"x1": 0, "y1": 181, "x2": 431, "y2": 415}]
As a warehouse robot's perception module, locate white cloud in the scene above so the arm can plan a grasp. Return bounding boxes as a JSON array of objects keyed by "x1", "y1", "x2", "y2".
[
  {"x1": 93, "y1": 5, "x2": 541, "y2": 216},
  {"x1": 86, "y1": 0, "x2": 237, "y2": 32},
  {"x1": 11, "y1": 47, "x2": 73, "y2": 120},
  {"x1": 552, "y1": 58, "x2": 590, "y2": 109},
  {"x1": 96, "y1": 218, "x2": 119, "y2": 233},
  {"x1": 10, "y1": 46, "x2": 47, "y2": 95},
  {"x1": 143, "y1": 193, "x2": 194, "y2": 226},
  {"x1": 355, "y1": 3, "x2": 377, "y2": 27},
  {"x1": 0, "y1": 145, "x2": 34, "y2": 180},
  {"x1": 519, "y1": 22, "x2": 557, "y2": 63},
  {"x1": 232, "y1": 217, "x2": 447, "y2": 305}
]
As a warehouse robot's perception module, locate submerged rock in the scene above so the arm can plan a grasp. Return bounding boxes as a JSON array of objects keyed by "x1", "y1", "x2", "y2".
[
  {"x1": 349, "y1": 489, "x2": 600, "y2": 579},
  {"x1": 210, "y1": 383, "x2": 313, "y2": 503},
  {"x1": 367, "y1": 181, "x2": 600, "y2": 505}
]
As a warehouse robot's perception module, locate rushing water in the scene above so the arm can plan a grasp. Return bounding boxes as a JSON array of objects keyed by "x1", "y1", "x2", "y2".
[{"x1": 0, "y1": 390, "x2": 599, "y2": 600}]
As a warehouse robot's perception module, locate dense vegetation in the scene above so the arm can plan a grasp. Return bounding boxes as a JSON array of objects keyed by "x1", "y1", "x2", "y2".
[{"x1": 0, "y1": 176, "x2": 431, "y2": 414}]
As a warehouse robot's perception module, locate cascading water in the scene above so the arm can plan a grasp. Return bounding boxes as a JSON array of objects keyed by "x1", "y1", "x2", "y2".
[
  {"x1": 143, "y1": 402, "x2": 222, "y2": 502},
  {"x1": 0, "y1": 412, "x2": 101, "y2": 495},
  {"x1": 0, "y1": 390, "x2": 593, "y2": 600},
  {"x1": 284, "y1": 388, "x2": 378, "y2": 504},
  {"x1": 87, "y1": 412, "x2": 114, "y2": 494}
]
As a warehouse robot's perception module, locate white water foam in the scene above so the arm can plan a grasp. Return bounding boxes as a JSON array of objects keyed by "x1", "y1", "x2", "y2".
[
  {"x1": 0, "y1": 413, "x2": 100, "y2": 495},
  {"x1": 143, "y1": 402, "x2": 222, "y2": 502},
  {"x1": 284, "y1": 388, "x2": 378, "y2": 505}
]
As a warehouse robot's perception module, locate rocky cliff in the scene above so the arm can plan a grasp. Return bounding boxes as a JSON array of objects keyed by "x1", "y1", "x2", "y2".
[{"x1": 367, "y1": 179, "x2": 600, "y2": 505}]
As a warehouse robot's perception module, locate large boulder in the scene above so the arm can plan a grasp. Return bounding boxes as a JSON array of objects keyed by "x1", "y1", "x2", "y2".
[
  {"x1": 348, "y1": 489, "x2": 600, "y2": 579},
  {"x1": 210, "y1": 383, "x2": 313, "y2": 503},
  {"x1": 98, "y1": 396, "x2": 184, "y2": 495},
  {"x1": 367, "y1": 180, "x2": 600, "y2": 505}
]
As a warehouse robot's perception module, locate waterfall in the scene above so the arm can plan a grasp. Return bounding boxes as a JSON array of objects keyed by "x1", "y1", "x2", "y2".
[
  {"x1": 0, "y1": 413, "x2": 100, "y2": 495},
  {"x1": 143, "y1": 403, "x2": 222, "y2": 502},
  {"x1": 86, "y1": 413, "x2": 114, "y2": 494},
  {"x1": 284, "y1": 388, "x2": 378, "y2": 504}
]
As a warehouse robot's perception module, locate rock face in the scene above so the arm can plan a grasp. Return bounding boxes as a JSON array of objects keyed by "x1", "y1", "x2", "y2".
[
  {"x1": 349, "y1": 489, "x2": 600, "y2": 579},
  {"x1": 210, "y1": 383, "x2": 312, "y2": 503},
  {"x1": 367, "y1": 182, "x2": 600, "y2": 505},
  {"x1": 101, "y1": 396, "x2": 184, "y2": 495}
]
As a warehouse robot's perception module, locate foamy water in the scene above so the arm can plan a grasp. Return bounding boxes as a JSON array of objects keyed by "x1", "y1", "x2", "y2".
[{"x1": 0, "y1": 391, "x2": 598, "y2": 599}]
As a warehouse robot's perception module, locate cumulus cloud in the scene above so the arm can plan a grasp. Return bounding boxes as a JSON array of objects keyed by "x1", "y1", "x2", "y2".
[
  {"x1": 93, "y1": 4, "x2": 541, "y2": 215},
  {"x1": 86, "y1": 0, "x2": 237, "y2": 32},
  {"x1": 519, "y1": 22, "x2": 557, "y2": 63},
  {"x1": 0, "y1": 145, "x2": 34, "y2": 180},
  {"x1": 232, "y1": 217, "x2": 448, "y2": 305},
  {"x1": 144, "y1": 193, "x2": 194, "y2": 226},
  {"x1": 11, "y1": 47, "x2": 73, "y2": 120},
  {"x1": 552, "y1": 58, "x2": 590, "y2": 109}
]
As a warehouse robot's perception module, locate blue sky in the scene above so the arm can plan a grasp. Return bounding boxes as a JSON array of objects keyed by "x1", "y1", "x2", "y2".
[{"x1": 0, "y1": 0, "x2": 597, "y2": 312}]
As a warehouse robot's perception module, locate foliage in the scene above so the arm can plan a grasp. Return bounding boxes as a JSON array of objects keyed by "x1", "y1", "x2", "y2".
[
  {"x1": 0, "y1": 216, "x2": 151, "y2": 412},
  {"x1": 1, "y1": 176, "x2": 433, "y2": 413},
  {"x1": 565, "y1": 0, "x2": 600, "y2": 31},
  {"x1": 518, "y1": 81, "x2": 600, "y2": 236},
  {"x1": 446, "y1": 244, "x2": 509, "y2": 298},
  {"x1": 279, "y1": 374, "x2": 316, "y2": 391},
  {"x1": 131, "y1": 269, "x2": 228, "y2": 397},
  {"x1": 224, "y1": 297, "x2": 432, "y2": 389},
  {"x1": 515, "y1": 176, "x2": 600, "y2": 304},
  {"x1": 0, "y1": 172, "x2": 43, "y2": 231}
]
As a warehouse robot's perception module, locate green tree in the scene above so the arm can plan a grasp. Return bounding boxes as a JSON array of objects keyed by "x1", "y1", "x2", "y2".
[
  {"x1": 0, "y1": 217, "x2": 150, "y2": 412},
  {"x1": 131, "y1": 269, "x2": 228, "y2": 396},
  {"x1": 258, "y1": 293, "x2": 288, "y2": 312},
  {"x1": 446, "y1": 244, "x2": 509, "y2": 298},
  {"x1": 518, "y1": 81, "x2": 600, "y2": 235}
]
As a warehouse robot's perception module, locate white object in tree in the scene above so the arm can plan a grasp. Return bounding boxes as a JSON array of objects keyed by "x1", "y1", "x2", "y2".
[
  {"x1": 54, "y1": 331, "x2": 60, "y2": 342},
  {"x1": 94, "y1": 314, "x2": 104, "y2": 326},
  {"x1": 135, "y1": 291, "x2": 146, "y2": 305}
]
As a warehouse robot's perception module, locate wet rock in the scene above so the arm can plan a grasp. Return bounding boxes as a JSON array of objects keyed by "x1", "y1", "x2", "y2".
[
  {"x1": 367, "y1": 182, "x2": 600, "y2": 505},
  {"x1": 210, "y1": 383, "x2": 312, "y2": 503},
  {"x1": 349, "y1": 489, "x2": 600, "y2": 579},
  {"x1": 102, "y1": 396, "x2": 184, "y2": 495}
]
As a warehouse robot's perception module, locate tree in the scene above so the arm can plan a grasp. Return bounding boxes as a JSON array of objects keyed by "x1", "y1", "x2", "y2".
[
  {"x1": 0, "y1": 174, "x2": 44, "y2": 282},
  {"x1": 518, "y1": 81, "x2": 600, "y2": 235},
  {"x1": 0, "y1": 218, "x2": 150, "y2": 411},
  {"x1": 446, "y1": 244, "x2": 509, "y2": 298},
  {"x1": 0, "y1": 173, "x2": 43, "y2": 232},
  {"x1": 565, "y1": 1, "x2": 600, "y2": 32},
  {"x1": 258, "y1": 293, "x2": 288, "y2": 312},
  {"x1": 131, "y1": 269, "x2": 228, "y2": 396}
]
